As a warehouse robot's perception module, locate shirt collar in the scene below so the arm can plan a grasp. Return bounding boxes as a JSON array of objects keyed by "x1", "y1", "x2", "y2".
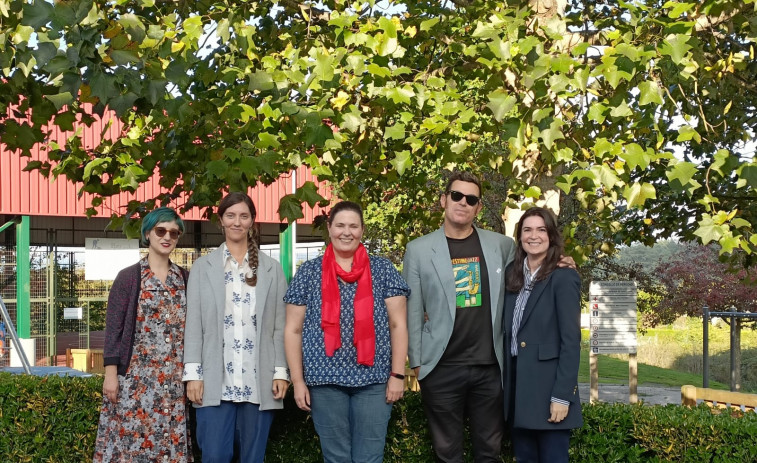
[
  {"x1": 222, "y1": 243, "x2": 248, "y2": 266},
  {"x1": 522, "y1": 257, "x2": 540, "y2": 283}
]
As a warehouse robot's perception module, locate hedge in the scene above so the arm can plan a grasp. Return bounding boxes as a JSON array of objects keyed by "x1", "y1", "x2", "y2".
[{"x1": 2, "y1": 372, "x2": 757, "y2": 462}]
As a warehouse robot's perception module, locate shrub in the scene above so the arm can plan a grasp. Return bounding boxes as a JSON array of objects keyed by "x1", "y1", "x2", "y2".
[{"x1": 2, "y1": 373, "x2": 757, "y2": 462}]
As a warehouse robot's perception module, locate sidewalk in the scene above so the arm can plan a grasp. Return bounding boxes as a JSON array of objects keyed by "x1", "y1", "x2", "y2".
[{"x1": 578, "y1": 383, "x2": 681, "y2": 406}]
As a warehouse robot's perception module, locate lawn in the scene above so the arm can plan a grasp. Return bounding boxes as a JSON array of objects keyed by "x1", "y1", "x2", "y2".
[{"x1": 579, "y1": 316, "x2": 757, "y2": 392}]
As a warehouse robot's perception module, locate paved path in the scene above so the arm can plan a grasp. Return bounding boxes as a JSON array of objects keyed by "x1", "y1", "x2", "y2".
[{"x1": 579, "y1": 383, "x2": 681, "y2": 406}]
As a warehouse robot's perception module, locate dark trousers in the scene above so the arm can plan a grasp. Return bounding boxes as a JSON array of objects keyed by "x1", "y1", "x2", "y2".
[
  {"x1": 511, "y1": 428, "x2": 571, "y2": 463},
  {"x1": 419, "y1": 363, "x2": 504, "y2": 463}
]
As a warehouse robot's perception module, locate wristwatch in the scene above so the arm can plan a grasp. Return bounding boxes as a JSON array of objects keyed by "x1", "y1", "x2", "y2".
[{"x1": 389, "y1": 372, "x2": 405, "y2": 380}]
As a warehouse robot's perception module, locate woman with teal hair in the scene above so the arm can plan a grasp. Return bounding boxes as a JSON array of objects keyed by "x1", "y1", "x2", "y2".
[{"x1": 94, "y1": 207, "x2": 193, "y2": 462}]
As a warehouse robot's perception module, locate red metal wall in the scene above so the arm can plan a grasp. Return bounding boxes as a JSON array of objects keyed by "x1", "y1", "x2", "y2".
[{"x1": 0, "y1": 107, "x2": 329, "y2": 223}]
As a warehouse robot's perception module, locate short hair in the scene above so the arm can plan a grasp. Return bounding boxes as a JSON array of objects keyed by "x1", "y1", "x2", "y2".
[
  {"x1": 327, "y1": 201, "x2": 364, "y2": 226},
  {"x1": 444, "y1": 171, "x2": 483, "y2": 197},
  {"x1": 141, "y1": 207, "x2": 185, "y2": 245},
  {"x1": 218, "y1": 192, "x2": 257, "y2": 220}
]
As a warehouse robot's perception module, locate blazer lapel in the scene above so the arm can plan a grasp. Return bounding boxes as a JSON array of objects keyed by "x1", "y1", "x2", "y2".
[
  {"x1": 518, "y1": 274, "x2": 550, "y2": 330},
  {"x1": 477, "y1": 227, "x2": 503, "y2": 326},
  {"x1": 255, "y1": 254, "x2": 273, "y2": 317},
  {"x1": 430, "y1": 228, "x2": 457, "y2": 319},
  {"x1": 206, "y1": 247, "x2": 227, "y2": 335}
]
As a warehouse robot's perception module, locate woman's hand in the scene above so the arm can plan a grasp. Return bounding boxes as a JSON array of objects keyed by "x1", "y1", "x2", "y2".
[
  {"x1": 386, "y1": 376, "x2": 404, "y2": 403},
  {"x1": 187, "y1": 380, "x2": 204, "y2": 405},
  {"x1": 103, "y1": 372, "x2": 119, "y2": 403},
  {"x1": 292, "y1": 381, "x2": 311, "y2": 411},
  {"x1": 548, "y1": 402, "x2": 569, "y2": 423},
  {"x1": 272, "y1": 379, "x2": 289, "y2": 400}
]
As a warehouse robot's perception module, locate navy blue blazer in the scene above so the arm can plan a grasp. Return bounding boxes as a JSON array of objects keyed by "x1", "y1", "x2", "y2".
[{"x1": 503, "y1": 266, "x2": 583, "y2": 430}]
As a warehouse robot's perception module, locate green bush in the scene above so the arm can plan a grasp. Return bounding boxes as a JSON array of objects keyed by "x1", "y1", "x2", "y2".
[{"x1": 3, "y1": 372, "x2": 757, "y2": 462}]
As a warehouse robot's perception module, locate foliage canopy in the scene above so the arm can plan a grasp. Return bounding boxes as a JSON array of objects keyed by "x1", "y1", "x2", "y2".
[{"x1": 2, "y1": 0, "x2": 757, "y2": 260}]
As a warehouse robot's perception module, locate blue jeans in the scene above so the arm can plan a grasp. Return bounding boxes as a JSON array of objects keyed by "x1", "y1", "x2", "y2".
[
  {"x1": 309, "y1": 383, "x2": 393, "y2": 463},
  {"x1": 195, "y1": 401, "x2": 274, "y2": 463}
]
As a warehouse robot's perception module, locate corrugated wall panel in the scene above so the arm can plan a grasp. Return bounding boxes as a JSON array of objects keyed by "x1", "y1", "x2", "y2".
[{"x1": 1, "y1": 108, "x2": 331, "y2": 224}]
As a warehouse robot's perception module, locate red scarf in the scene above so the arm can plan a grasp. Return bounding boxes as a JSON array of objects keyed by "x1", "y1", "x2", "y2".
[{"x1": 321, "y1": 242, "x2": 375, "y2": 366}]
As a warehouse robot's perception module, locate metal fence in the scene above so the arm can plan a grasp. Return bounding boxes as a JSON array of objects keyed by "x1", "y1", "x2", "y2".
[{"x1": 0, "y1": 244, "x2": 322, "y2": 368}]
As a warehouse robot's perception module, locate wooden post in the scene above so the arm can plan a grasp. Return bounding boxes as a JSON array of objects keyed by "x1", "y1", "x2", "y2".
[
  {"x1": 629, "y1": 353, "x2": 638, "y2": 404},
  {"x1": 590, "y1": 351, "x2": 598, "y2": 403}
]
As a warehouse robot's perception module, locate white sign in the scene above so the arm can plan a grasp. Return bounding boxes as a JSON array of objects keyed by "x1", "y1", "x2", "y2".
[
  {"x1": 63, "y1": 307, "x2": 83, "y2": 320},
  {"x1": 589, "y1": 281, "x2": 638, "y2": 354},
  {"x1": 85, "y1": 238, "x2": 140, "y2": 280}
]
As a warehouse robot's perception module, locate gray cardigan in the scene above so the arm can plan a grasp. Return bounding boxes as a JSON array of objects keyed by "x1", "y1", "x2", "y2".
[{"x1": 183, "y1": 246, "x2": 288, "y2": 410}]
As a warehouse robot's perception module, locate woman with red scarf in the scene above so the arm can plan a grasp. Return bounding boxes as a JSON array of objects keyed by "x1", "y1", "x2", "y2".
[{"x1": 284, "y1": 201, "x2": 409, "y2": 463}]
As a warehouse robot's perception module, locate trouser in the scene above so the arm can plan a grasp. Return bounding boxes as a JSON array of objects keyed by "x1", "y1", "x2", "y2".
[
  {"x1": 195, "y1": 401, "x2": 274, "y2": 463},
  {"x1": 419, "y1": 363, "x2": 504, "y2": 463}
]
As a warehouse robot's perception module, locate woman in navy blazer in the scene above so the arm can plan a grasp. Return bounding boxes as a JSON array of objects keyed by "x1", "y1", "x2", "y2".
[{"x1": 503, "y1": 207, "x2": 582, "y2": 463}]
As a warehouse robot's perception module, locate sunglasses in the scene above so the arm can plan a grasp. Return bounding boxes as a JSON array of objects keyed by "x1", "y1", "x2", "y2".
[
  {"x1": 447, "y1": 190, "x2": 480, "y2": 206},
  {"x1": 153, "y1": 227, "x2": 181, "y2": 240}
]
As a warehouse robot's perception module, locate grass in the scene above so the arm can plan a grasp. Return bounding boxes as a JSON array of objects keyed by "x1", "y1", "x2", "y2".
[{"x1": 578, "y1": 316, "x2": 757, "y2": 392}]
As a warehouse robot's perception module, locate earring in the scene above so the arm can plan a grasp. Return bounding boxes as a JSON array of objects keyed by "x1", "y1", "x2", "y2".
[{"x1": 248, "y1": 228, "x2": 254, "y2": 238}]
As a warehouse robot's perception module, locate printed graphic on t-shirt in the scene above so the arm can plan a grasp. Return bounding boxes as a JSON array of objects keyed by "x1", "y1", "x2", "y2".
[{"x1": 452, "y1": 257, "x2": 482, "y2": 308}]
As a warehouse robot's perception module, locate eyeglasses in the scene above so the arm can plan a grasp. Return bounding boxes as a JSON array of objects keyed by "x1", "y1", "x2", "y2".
[
  {"x1": 153, "y1": 227, "x2": 181, "y2": 240},
  {"x1": 447, "y1": 190, "x2": 480, "y2": 206}
]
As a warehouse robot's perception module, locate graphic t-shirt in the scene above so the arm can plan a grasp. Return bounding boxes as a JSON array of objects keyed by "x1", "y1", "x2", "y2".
[{"x1": 439, "y1": 230, "x2": 497, "y2": 366}]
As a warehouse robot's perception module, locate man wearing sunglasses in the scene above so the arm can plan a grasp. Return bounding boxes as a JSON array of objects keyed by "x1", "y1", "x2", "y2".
[{"x1": 403, "y1": 170, "x2": 516, "y2": 462}]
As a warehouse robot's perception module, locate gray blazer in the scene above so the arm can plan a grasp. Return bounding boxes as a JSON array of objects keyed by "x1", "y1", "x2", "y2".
[
  {"x1": 183, "y1": 246, "x2": 288, "y2": 410},
  {"x1": 403, "y1": 226, "x2": 515, "y2": 380},
  {"x1": 503, "y1": 267, "x2": 583, "y2": 430}
]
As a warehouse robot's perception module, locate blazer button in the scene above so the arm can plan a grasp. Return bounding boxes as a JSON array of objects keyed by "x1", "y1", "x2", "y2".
[{"x1": 520, "y1": 342, "x2": 526, "y2": 348}]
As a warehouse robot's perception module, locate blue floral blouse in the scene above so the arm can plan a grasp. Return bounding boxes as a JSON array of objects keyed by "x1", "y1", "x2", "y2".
[{"x1": 284, "y1": 255, "x2": 410, "y2": 387}]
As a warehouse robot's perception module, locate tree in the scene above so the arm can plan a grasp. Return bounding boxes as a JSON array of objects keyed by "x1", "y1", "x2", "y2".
[
  {"x1": 2, "y1": 0, "x2": 756, "y2": 259},
  {"x1": 655, "y1": 243, "x2": 757, "y2": 390}
]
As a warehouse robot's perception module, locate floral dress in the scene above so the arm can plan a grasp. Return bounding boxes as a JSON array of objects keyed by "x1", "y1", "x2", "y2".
[{"x1": 93, "y1": 260, "x2": 192, "y2": 462}]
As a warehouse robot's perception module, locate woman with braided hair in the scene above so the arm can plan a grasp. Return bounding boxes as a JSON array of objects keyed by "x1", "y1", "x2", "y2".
[{"x1": 183, "y1": 192, "x2": 289, "y2": 463}]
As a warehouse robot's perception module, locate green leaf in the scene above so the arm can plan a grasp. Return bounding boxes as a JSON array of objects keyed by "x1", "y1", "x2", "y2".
[
  {"x1": 256, "y1": 133, "x2": 281, "y2": 149},
  {"x1": 676, "y1": 125, "x2": 701, "y2": 143},
  {"x1": 694, "y1": 214, "x2": 725, "y2": 244},
  {"x1": 736, "y1": 164, "x2": 757, "y2": 188},
  {"x1": 609, "y1": 101, "x2": 633, "y2": 118},
  {"x1": 539, "y1": 119, "x2": 564, "y2": 150},
  {"x1": 620, "y1": 143, "x2": 650, "y2": 170},
  {"x1": 420, "y1": 17, "x2": 439, "y2": 31},
  {"x1": 638, "y1": 80, "x2": 663, "y2": 106},
  {"x1": 110, "y1": 50, "x2": 140, "y2": 65},
  {"x1": 278, "y1": 194, "x2": 305, "y2": 222},
  {"x1": 45, "y1": 92, "x2": 73, "y2": 110},
  {"x1": 666, "y1": 160, "x2": 698, "y2": 187},
  {"x1": 385, "y1": 123, "x2": 405, "y2": 140},
  {"x1": 54, "y1": 112, "x2": 76, "y2": 132},
  {"x1": 295, "y1": 181, "x2": 325, "y2": 207},
  {"x1": 623, "y1": 182, "x2": 656, "y2": 208},
  {"x1": 487, "y1": 90, "x2": 517, "y2": 122},
  {"x1": 21, "y1": 0, "x2": 54, "y2": 28},
  {"x1": 32, "y1": 42, "x2": 58, "y2": 68},
  {"x1": 340, "y1": 110, "x2": 365, "y2": 133},
  {"x1": 587, "y1": 102, "x2": 607, "y2": 124},
  {"x1": 661, "y1": 34, "x2": 692, "y2": 65},
  {"x1": 390, "y1": 150, "x2": 412, "y2": 175},
  {"x1": 450, "y1": 140, "x2": 469, "y2": 154},
  {"x1": 385, "y1": 86, "x2": 414, "y2": 105},
  {"x1": 183, "y1": 15, "x2": 204, "y2": 41},
  {"x1": 249, "y1": 70, "x2": 274, "y2": 91},
  {"x1": 118, "y1": 13, "x2": 146, "y2": 43},
  {"x1": 206, "y1": 160, "x2": 229, "y2": 179},
  {"x1": 591, "y1": 164, "x2": 622, "y2": 189}
]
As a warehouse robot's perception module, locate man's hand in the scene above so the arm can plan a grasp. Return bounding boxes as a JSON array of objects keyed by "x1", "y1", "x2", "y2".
[{"x1": 557, "y1": 255, "x2": 576, "y2": 270}]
